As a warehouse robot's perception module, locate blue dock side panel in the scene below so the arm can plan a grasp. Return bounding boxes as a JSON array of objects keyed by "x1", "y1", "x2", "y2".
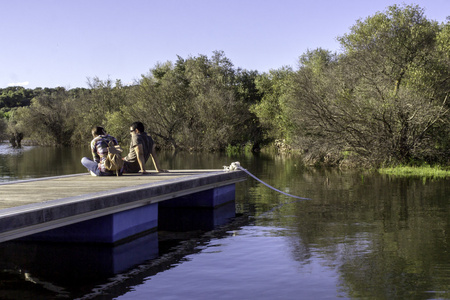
[
  {"x1": 112, "y1": 203, "x2": 158, "y2": 242},
  {"x1": 26, "y1": 203, "x2": 158, "y2": 244},
  {"x1": 159, "y1": 184, "x2": 236, "y2": 208}
]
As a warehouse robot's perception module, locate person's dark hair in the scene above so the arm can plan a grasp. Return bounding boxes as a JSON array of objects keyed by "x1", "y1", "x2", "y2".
[
  {"x1": 131, "y1": 121, "x2": 145, "y2": 132},
  {"x1": 92, "y1": 126, "x2": 105, "y2": 136}
]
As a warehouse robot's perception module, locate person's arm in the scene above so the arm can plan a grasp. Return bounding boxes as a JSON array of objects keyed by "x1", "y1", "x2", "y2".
[
  {"x1": 135, "y1": 144, "x2": 147, "y2": 174},
  {"x1": 91, "y1": 140, "x2": 101, "y2": 163},
  {"x1": 92, "y1": 149, "x2": 100, "y2": 163},
  {"x1": 150, "y1": 144, "x2": 168, "y2": 173}
]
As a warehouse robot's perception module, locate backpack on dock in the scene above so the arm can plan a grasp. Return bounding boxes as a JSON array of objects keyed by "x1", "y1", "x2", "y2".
[{"x1": 104, "y1": 140, "x2": 124, "y2": 176}]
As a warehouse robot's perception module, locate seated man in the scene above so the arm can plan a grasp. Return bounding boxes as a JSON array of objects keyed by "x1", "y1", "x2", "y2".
[{"x1": 123, "y1": 121, "x2": 168, "y2": 174}]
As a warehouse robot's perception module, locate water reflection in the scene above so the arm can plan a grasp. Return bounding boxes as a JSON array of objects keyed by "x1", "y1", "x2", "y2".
[
  {"x1": 159, "y1": 201, "x2": 236, "y2": 231},
  {"x1": 0, "y1": 143, "x2": 90, "y2": 181},
  {"x1": 0, "y1": 232, "x2": 158, "y2": 297},
  {"x1": 252, "y1": 171, "x2": 450, "y2": 299},
  {"x1": 0, "y1": 210, "x2": 244, "y2": 299}
]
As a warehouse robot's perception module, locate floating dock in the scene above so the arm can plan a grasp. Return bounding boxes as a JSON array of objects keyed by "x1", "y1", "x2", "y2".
[{"x1": 0, "y1": 170, "x2": 246, "y2": 244}]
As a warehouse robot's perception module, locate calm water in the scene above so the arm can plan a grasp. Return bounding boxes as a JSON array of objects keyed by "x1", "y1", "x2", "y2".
[{"x1": 0, "y1": 143, "x2": 449, "y2": 299}]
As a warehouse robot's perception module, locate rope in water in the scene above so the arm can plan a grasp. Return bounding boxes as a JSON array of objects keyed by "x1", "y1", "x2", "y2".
[{"x1": 224, "y1": 162, "x2": 311, "y2": 201}]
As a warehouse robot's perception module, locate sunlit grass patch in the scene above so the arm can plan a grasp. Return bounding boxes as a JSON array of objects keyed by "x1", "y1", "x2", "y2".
[{"x1": 378, "y1": 165, "x2": 450, "y2": 178}]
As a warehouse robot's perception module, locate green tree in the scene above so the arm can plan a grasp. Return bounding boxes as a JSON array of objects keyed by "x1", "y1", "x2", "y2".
[
  {"x1": 338, "y1": 4, "x2": 449, "y2": 163},
  {"x1": 128, "y1": 60, "x2": 192, "y2": 150},
  {"x1": 288, "y1": 48, "x2": 342, "y2": 164},
  {"x1": 0, "y1": 117, "x2": 7, "y2": 141},
  {"x1": 184, "y1": 51, "x2": 247, "y2": 150},
  {"x1": 0, "y1": 87, "x2": 33, "y2": 112},
  {"x1": 71, "y1": 78, "x2": 130, "y2": 145},
  {"x1": 289, "y1": 5, "x2": 449, "y2": 166},
  {"x1": 116, "y1": 52, "x2": 255, "y2": 151},
  {"x1": 12, "y1": 88, "x2": 76, "y2": 146},
  {"x1": 251, "y1": 66, "x2": 295, "y2": 144},
  {"x1": 234, "y1": 69, "x2": 264, "y2": 150}
]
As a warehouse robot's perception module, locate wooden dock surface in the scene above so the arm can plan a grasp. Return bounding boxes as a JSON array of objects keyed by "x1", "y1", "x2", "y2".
[{"x1": 0, "y1": 170, "x2": 223, "y2": 210}]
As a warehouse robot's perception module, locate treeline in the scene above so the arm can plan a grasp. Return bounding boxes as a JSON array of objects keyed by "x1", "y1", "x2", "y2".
[
  {"x1": 0, "y1": 54, "x2": 264, "y2": 151},
  {"x1": 1, "y1": 4, "x2": 449, "y2": 167}
]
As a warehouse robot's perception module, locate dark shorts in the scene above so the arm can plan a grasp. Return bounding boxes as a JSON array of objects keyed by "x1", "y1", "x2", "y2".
[{"x1": 123, "y1": 160, "x2": 140, "y2": 173}]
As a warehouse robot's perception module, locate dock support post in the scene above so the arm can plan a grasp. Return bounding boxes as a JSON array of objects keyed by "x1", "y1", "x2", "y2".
[{"x1": 158, "y1": 184, "x2": 236, "y2": 231}]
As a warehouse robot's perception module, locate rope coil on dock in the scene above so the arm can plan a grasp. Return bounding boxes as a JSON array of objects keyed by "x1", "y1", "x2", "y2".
[{"x1": 224, "y1": 162, "x2": 311, "y2": 200}]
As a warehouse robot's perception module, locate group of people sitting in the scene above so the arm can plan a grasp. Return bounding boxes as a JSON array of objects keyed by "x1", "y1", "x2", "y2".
[{"x1": 81, "y1": 121, "x2": 168, "y2": 176}]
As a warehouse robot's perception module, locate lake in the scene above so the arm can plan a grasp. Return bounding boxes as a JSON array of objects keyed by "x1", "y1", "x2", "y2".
[{"x1": 0, "y1": 143, "x2": 449, "y2": 299}]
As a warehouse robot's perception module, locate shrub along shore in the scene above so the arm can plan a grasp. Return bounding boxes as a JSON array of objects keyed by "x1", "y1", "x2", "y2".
[{"x1": 379, "y1": 165, "x2": 450, "y2": 178}]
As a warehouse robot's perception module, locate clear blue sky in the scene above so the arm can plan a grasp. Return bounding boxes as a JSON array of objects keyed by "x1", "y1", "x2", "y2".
[{"x1": 2, "y1": 0, "x2": 449, "y2": 89}]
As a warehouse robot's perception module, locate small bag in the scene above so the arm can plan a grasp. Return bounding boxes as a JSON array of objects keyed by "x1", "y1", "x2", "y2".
[{"x1": 104, "y1": 140, "x2": 124, "y2": 176}]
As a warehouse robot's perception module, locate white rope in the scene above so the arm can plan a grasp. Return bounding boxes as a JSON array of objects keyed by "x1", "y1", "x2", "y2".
[{"x1": 224, "y1": 162, "x2": 311, "y2": 200}]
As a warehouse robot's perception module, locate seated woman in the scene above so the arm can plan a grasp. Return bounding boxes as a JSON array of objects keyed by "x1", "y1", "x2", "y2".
[{"x1": 81, "y1": 126, "x2": 122, "y2": 176}]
